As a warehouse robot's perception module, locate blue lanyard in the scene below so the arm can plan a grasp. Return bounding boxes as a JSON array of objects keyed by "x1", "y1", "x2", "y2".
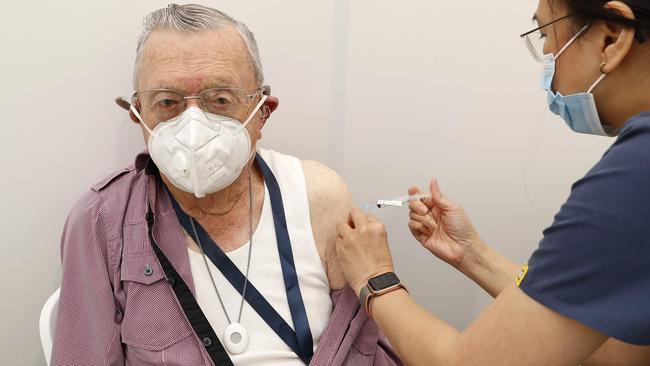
[{"x1": 168, "y1": 154, "x2": 314, "y2": 364}]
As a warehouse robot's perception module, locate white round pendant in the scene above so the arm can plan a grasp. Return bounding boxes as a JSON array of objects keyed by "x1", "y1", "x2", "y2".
[{"x1": 224, "y1": 323, "x2": 249, "y2": 355}]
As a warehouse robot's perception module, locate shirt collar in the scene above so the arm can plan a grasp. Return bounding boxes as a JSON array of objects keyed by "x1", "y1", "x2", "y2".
[{"x1": 134, "y1": 151, "x2": 160, "y2": 176}]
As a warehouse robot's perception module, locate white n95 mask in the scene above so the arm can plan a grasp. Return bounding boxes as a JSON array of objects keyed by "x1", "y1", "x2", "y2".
[{"x1": 131, "y1": 95, "x2": 268, "y2": 197}]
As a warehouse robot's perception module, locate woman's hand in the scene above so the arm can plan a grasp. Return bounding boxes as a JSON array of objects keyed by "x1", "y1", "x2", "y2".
[
  {"x1": 336, "y1": 208, "x2": 395, "y2": 295},
  {"x1": 408, "y1": 178, "x2": 484, "y2": 270}
]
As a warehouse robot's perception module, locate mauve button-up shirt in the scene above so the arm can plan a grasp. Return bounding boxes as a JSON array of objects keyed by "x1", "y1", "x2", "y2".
[{"x1": 51, "y1": 153, "x2": 402, "y2": 366}]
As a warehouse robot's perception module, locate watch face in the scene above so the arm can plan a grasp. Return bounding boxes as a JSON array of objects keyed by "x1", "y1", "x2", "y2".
[{"x1": 368, "y1": 272, "x2": 399, "y2": 291}]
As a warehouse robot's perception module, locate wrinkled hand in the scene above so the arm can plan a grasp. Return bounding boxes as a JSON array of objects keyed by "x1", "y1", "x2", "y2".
[
  {"x1": 408, "y1": 178, "x2": 482, "y2": 269},
  {"x1": 336, "y1": 208, "x2": 395, "y2": 295}
]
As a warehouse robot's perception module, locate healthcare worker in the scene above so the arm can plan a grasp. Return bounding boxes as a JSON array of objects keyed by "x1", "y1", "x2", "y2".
[{"x1": 334, "y1": 0, "x2": 650, "y2": 365}]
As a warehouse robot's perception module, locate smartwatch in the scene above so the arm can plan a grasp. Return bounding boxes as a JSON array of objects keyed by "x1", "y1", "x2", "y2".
[{"x1": 359, "y1": 272, "x2": 406, "y2": 318}]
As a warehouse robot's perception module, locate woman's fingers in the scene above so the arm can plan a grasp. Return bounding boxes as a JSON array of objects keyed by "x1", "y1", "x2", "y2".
[
  {"x1": 408, "y1": 186, "x2": 420, "y2": 196},
  {"x1": 366, "y1": 213, "x2": 380, "y2": 223},
  {"x1": 336, "y1": 219, "x2": 354, "y2": 239},
  {"x1": 409, "y1": 185, "x2": 436, "y2": 211},
  {"x1": 348, "y1": 207, "x2": 368, "y2": 228},
  {"x1": 409, "y1": 200, "x2": 429, "y2": 216},
  {"x1": 409, "y1": 210, "x2": 437, "y2": 229},
  {"x1": 408, "y1": 220, "x2": 433, "y2": 236},
  {"x1": 408, "y1": 187, "x2": 431, "y2": 216}
]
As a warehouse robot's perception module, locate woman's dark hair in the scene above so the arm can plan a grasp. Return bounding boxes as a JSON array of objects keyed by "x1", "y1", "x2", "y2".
[{"x1": 560, "y1": 0, "x2": 650, "y2": 42}]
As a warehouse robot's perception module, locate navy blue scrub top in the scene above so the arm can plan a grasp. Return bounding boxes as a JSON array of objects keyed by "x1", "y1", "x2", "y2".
[{"x1": 519, "y1": 110, "x2": 650, "y2": 345}]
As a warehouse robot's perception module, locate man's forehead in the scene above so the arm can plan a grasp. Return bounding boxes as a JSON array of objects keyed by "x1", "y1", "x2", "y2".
[
  {"x1": 145, "y1": 27, "x2": 244, "y2": 49},
  {"x1": 138, "y1": 28, "x2": 255, "y2": 90}
]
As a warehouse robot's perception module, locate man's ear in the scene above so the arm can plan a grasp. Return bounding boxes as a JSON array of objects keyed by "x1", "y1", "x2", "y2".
[
  {"x1": 260, "y1": 96, "x2": 279, "y2": 129},
  {"x1": 129, "y1": 109, "x2": 141, "y2": 124},
  {"x1": 115, "y1": 97, "x2": 142, "y2": 125}
]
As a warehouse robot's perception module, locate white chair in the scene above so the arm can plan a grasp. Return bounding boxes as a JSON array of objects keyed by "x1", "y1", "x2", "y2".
[{"x1": 39, "y1": 288, "x2": 60, "y2": 366}]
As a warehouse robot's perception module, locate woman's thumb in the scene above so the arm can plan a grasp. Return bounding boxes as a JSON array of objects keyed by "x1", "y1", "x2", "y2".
[{"x1": 429, "y1": 178, "x2": 456, "y2": 210}]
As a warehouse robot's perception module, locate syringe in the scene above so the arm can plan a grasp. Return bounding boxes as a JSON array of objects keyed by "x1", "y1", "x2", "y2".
[{"x1": 364, "y1": 192, "x2": 432, "y2": 210}]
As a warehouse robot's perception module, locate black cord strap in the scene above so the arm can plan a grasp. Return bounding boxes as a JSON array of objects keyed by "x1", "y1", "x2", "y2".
[{"x1": 146, "y1": 206, "x2": 234, "y2": 366}]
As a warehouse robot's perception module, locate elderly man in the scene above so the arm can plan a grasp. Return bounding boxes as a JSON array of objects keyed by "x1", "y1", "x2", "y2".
[{"x1": 51, "y1": 4, "x2": 400, "y2": 366}]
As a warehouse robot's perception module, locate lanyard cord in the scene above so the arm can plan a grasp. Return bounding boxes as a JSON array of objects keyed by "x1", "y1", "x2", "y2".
[{"x1": 192, "y1": 170, "x2": 253, "y2": 325}]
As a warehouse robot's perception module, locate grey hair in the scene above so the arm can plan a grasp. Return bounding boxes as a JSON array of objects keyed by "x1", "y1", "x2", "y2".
[{"x1": 133, "y1": 3, "x2": 264, "y2": 89}]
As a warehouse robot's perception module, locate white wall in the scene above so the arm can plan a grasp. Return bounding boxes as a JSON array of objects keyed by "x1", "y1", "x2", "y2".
[
  {"x1": 0, "y1": 1, "x2": 613, "y2": 364},
  {"x1": 338, "y1": 0, "x2": 614, "y2": 329}
]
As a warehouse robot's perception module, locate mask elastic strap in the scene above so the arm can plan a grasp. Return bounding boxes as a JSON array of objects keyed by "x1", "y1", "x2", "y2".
[
  {"x1": 130, "y1": 105, "x2": 158, "y2": 139},
  {"x1": 238, "y1": 94, "x2": 268, "y2": 165},
  {"x1": 241, "y1": 94, "x2": 269, "y2": 128},
  {"x1": 587, "y1": 73, "x2": 607, "y2": 93},
  {"x1": 555, "y1": 24, "x2": 590, "y2": 59}
]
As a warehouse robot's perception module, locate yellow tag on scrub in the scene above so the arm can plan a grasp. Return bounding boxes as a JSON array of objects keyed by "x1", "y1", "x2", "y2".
[{"x1": 516, "y1": 263, "x2": 529, "y2": 287}]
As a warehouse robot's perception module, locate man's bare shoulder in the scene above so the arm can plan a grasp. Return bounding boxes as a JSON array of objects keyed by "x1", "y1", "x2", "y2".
[
  {"x1": 300, "y1": 160, "x2": 351, "y2": 213},
  {"x1": 300, "y1": 160, "x2": 353, "y2": 289}
]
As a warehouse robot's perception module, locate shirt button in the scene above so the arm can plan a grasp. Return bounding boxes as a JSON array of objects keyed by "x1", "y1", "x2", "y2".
[
  {"x1": 202, "y1": 337, "x2": 212, "y2": 347},
  {"x1": 143, "y1": 265, "x2": 153, "y2": 276}
]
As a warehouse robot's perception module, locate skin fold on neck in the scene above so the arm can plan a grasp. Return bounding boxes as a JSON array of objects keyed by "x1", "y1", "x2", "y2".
[{"x1": 163, "y1": 158, "x2": 267, "y2": 253}]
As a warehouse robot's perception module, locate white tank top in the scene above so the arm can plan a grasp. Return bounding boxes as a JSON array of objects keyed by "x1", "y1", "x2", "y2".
[{"x1": 187, "y1": 148, "x2": 332, "y2": 366}]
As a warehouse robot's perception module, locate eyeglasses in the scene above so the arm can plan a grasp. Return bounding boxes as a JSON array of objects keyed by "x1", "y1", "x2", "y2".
[
  {"x1": 520, "y1": 14, "x2": 573, "y2": 63},
  {"x1": 116, "y1": 85, "x2": 270, "y2": 122}
]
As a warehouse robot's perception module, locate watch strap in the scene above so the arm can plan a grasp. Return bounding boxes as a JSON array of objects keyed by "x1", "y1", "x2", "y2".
[
  {"x1": 358, "y1": 272, "x2": 406, "y2": 318},
  {"x1": 359, "y1": 285, "x2": 373, "y2": 315}
]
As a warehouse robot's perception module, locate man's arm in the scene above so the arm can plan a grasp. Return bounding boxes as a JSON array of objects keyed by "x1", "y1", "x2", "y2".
[
  {"x1": 51, "y1": 191, "x2": 125, "y2": 365},
  {"x1": 302, "y1": 160, "x2": 353, "y2": 289}
]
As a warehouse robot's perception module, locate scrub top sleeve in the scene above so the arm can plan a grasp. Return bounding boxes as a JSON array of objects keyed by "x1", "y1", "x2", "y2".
[{"x1": 519, "y1": 116, "x2": 650, "y2": 345}]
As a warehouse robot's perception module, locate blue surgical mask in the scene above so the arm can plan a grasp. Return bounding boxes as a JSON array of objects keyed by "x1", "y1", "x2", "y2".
[{"x1": 541, "y1": 24, "x2": 618, "y2": 136}]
